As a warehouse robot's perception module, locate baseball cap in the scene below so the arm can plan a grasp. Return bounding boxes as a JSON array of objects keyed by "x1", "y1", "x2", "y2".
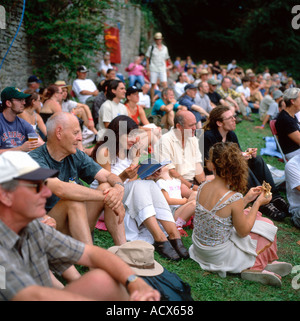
[
  {"x1": 108, "y1": 240, "x2": 163, "y2": 276},
  {"x1": 0, "y1": 151, "x2": 58, "y2": 184},
  {"x1": 184, "y1": 83, "x2": 197, "y2": 91},
  {"x1": 207, "y1": 78, "x2": 218, "y2": 85},
  {"x1": 126, "y1": 86, "x2": 142, "y2": 97},
  {"x1": 1, "y1": 87, "x2": 31, "y2": 102},
  {"x1": 77, "y1": 65, "x2": 88, "y2": 72},
  {"x1": 272, "y1": 90, "x2": 283, "y2": 100},
  {"x1": 27, "y1": 75, "x2": 42, "y2": 84}
]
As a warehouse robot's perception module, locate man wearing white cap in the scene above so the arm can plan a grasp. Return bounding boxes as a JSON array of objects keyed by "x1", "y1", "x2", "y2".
[
  {"x1": 0, "y1": 151, "x2": 160, "y2": 301},
  {"x1": 72, "y1": 65, "x2": 99, "y2": 104},
  {"x1": 146, "y1": 32, "x2": 171, "y2": 104}
]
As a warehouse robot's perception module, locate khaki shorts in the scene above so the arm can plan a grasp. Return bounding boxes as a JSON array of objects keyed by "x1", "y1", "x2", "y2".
[{"x1": 150, "y1": 71, "x2": 167, "y2": 84}]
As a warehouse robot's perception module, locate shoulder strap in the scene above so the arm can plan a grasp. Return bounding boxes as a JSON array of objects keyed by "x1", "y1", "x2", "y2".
[
  {"x1": 212, "y1": 190, "x2": 232, "y2": 210},
  {"x1": 149, "y1": 45, "x2": 154, "y2": 64}
]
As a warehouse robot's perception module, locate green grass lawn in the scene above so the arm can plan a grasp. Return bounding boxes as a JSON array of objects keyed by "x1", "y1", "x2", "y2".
[{"x1": 91, "y1": 113, "x2": 300, "y2": 301}]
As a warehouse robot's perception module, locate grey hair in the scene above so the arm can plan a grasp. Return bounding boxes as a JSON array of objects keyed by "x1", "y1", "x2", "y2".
[
  {"x1": 161, "y1": 87, "x2": 173, "y2": 99},
  {"x1": 174, "y1": 113, "x2": 185, "y2": 127},
  {"x1": 0, "y1": 180, "x2": 19, "y2": 192},
  {"x1": 46, "y1": 112, "x2": 74, "y2": 137}
]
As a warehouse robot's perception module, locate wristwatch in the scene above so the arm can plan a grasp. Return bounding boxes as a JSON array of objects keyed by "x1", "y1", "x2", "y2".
[
  {"x1": 125, "y1": 274, "x2": 138, "y2": 289},
  {"x1": 115, "y1": 182, "x2": 125, "y2": 188}
]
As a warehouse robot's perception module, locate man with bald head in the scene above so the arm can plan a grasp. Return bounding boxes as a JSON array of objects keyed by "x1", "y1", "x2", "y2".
[
  {"x1": 154, "y1": 110, "x2": 206, "y2": 197},
  {"x1": 29, "y1": 112, "x2": 126, "y2": 245}
]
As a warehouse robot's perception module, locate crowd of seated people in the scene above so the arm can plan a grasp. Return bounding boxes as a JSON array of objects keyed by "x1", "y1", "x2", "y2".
[{"x1": 0, "y1": 50, "x2": 299, "y2": 301}]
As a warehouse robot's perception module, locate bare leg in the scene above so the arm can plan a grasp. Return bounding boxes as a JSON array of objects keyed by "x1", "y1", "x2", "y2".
[
  {"x1": 88, "y1": 182, "x2": 126, "y2": 245},
  {"x1": 48, "y1": 200, "x2": 93, "y2": 245},
  {"x1": 64, "y1": 269, "x2": 129, "y2": 301},
  {"x1": 142, "y1": 216, "x2": 168, "y2": 242},
  {"x1": 104, "y1": 206, "x2": 127, "y2": 245},
  {"x1": 157, "y1": 220, "x2": 181, "y2": 240},
  {"x1": 173, "y1": 200, "x2": 196, "y2": 222},
  {"x1": 150, "y1": 84, "x2": 155, "y2": 105}
]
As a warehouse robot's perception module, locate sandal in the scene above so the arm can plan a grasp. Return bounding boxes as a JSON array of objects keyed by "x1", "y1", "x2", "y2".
[
  {"x1": 177, "y1": 227, "x2": 188, "y2": 237},
  {"x1": 241, "y1": 270, "x2": 282, "y2": 287}
]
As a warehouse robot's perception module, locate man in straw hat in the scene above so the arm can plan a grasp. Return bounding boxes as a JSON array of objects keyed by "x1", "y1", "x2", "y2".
[
  {"x1": 0, "y1": 151, "x2": 160, "y2": 301},
  {"x1": 146, "y1": 32, "x2": 172, "y2": 104}
]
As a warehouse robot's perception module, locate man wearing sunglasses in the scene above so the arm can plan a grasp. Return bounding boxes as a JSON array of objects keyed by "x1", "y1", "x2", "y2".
[
  {"x1": 0, "y1": 151, "x2": 160, "y2": 301},
  {"x1": 0, "y1": 87, "x2": 43, "y2": 154}
]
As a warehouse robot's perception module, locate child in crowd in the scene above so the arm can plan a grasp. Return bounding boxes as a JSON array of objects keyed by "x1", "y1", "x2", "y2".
[{"x1": 154, "y1": 166, "x2": 196, "y2": 236}]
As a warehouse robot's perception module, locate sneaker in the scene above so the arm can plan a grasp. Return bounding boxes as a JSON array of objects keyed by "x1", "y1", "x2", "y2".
[
  {"x1": 241, "y1": 270, "x2": 282, "y2": 287},
  {"x1": 259, "y1": 203, "x2": 286, "y2": 221},
  {"x1": 265, "y1": 261, "x2": 293, "y2": 277},
  {"x1": 272, "y1": 197, "x2": 290, "y2": 216}
]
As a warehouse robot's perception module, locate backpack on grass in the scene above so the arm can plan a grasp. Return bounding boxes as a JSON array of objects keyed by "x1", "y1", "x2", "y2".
[{"x1": 141, "y1": 268, "x2": 194, "y2": 301}]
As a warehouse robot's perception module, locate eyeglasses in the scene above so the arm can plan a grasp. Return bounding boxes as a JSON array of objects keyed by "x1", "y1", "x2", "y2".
[
  {"x1": 222, "y1": 115, "x2": 236, "y2": 121},
  {"x1": 17, "y1": 180, "x2": 47, "y2": 193}
]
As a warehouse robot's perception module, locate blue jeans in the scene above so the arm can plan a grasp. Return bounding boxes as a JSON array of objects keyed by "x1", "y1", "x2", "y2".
[{"x1": 129, "y1": 75, "x2": 145, "y2": 87}]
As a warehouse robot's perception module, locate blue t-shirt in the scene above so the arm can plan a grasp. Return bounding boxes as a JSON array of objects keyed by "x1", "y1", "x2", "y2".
[
  {"x1": 0, "y1": 113, "x2": 35, "y2": 149},
  {"x1": 151, "y1": 98, "x2": 179, "y2": 116},
  {"x1": 29, "y1": 144, "x2": 102, "y2": 211}
]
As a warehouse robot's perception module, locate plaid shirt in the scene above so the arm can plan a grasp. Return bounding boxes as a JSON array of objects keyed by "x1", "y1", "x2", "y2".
[
  {"x1": 0, "y1": 219, "x2": 85, "y2": 300},
  {"x1": 216, "y1": 86, "x2": 241, "y2": 100}
]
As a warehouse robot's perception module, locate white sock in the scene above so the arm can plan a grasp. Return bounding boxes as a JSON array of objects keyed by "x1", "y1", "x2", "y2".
[{"x1": 176, "y1": 217, "x2": 186, "y2": 228}]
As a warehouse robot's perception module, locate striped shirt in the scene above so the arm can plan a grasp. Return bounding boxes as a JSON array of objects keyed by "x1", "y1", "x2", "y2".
[{"x1": 0, "y1": 219, "x2": 85, "y2": 301}]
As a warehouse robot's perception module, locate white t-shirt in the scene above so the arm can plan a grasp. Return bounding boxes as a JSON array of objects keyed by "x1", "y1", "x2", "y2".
[
  {"x1": 236, "y1": 85, "x2": 250, "y2": 99},
  {"x1": 174, "y1": 82, "x2": 187, "y2": 99},
  {"x1": 285, "y1": 154, "x2": 300, "y2": 211},
  {"x1": 62, "y1": 100, "x2": 77, "y2": 113},
  {"x1": 156, "y1": 178, "x2": 182, "y2": 212},
  {"x1": 98, "y1": 100, "x2": 128, "y2": 130},
  {"x1": 99, "y1": 60, "x2": 113, "y2": 73},
  {"x1": 138, "y1": 92, "x2": 151, "y2": 109},
  {"x1": 72, "y1": 78, "x2": 97, "y2": 103}
]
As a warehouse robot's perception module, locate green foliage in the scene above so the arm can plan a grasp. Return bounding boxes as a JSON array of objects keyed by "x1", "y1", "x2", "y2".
[
  {"x1": 135, "y1": 0, "x2": 300, "y2": 80},
  {"x1": 24, "y1": 0, "x2": 112, "y2": 83}
]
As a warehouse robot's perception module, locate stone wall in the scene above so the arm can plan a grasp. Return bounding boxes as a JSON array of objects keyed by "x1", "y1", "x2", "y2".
[
  {"x1": 0, "y1": 1, "x2": 32, "y2": 91},
  {"x1": 0, "y1": 0, "x2": 152, "y2": 91}
]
